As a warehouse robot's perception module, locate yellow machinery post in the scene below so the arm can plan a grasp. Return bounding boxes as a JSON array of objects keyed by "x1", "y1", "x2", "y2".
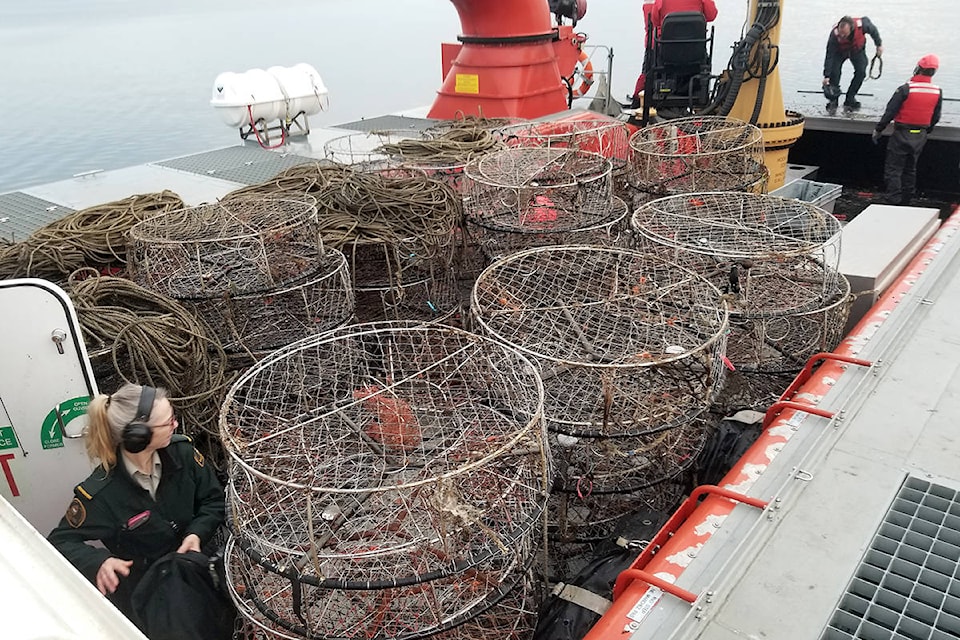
[{"x1": 726, "y1": 0, "x2": 804, "y2": 191}]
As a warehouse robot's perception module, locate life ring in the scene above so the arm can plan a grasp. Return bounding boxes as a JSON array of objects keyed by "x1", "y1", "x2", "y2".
[{"x1": 570, "y1": 50, "x2": 595, "y2": 98}]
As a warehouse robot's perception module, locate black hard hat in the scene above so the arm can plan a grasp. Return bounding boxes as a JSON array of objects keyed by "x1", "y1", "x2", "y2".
[{"x1": 823, "y1": 84, "x2": 842, "y2": 100}]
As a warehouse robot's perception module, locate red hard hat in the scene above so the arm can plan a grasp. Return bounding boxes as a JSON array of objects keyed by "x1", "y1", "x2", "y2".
[{"x1": 917, "y1": 54, "x2": 940, "y2": 70}]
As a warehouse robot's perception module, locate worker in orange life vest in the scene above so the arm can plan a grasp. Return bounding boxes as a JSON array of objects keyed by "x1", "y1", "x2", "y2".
[
  {"x1": 822, "y1": 16, "x2": 883, "y2": 112},
  {"x1": 872, "y1": 54, "x2": 943, "y2": 206},
  {"x1": 630, "y1": 0, "x2": 718, "y2": 107}
]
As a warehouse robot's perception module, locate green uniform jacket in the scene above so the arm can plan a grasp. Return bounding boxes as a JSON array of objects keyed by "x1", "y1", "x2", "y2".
[{"x1": 47, "y1": 435, "x2": 224, "y2": 612}]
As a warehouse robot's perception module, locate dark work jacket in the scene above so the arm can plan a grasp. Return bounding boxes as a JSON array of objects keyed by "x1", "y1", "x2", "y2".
[
  {"x1": 823, "y1": 16, "x2": 881, "y2": 76},
  {"x1": 47, "y1": 435, "x2": 224, "y2": 616}
]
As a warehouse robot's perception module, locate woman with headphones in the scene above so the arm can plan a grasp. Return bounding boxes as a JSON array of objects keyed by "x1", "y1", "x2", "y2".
[{"x1": 47, "y1": 383, "x2": 225, "y2": 624}]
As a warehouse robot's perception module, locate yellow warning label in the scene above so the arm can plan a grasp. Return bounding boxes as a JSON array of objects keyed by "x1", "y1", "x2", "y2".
[{"x1": 455, "y1": 74, "x2": 480, "y2": 94}]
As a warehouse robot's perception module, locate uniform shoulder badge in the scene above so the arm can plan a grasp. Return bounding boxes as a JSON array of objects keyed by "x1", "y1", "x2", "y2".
[
  {"x1": 65, "y1": 497, "x2": 86, "y2": 528},
  {"x1": 193, "y1": 447, "x2": 205, "y2": 467}
]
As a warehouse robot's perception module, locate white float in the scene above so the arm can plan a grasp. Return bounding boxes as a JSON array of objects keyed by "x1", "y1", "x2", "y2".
[{"x1": 210, "y1": 63, "x2": 328, "y2": 131}]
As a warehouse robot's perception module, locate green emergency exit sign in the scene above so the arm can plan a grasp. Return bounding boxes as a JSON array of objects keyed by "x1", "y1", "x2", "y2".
[{"x1": 0, "y1": 426, "x2": 18, "y2": 450}]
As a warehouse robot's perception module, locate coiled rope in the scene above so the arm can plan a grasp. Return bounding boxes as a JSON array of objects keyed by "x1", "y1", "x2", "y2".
[
  {"x1": 67, "y1": 272, "x2": 233, "y2": 442},
  {"x1": 222, "y1": 162, "x2": 463, "y2": 287},
  {"x1": 0, "y1": 191, "x2": 185, "y2": 281},
  {"x1": 375, "y1": 117, "x2": 508, "y2": 167}
]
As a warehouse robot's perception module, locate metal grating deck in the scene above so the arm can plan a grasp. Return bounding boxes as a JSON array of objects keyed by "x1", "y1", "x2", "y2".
[
  {"x1": 332, "y1": 114, "x2": 439, "y2": 133},
  {"x1": 155, "y1": 146, "x2": 319, "y2": 185},
  {"x1": 0, "y1": 192, "x2": 76, "y2": 242},
  {"x1": 823, "y1": 476, "x2": 960, "y2": 640}
]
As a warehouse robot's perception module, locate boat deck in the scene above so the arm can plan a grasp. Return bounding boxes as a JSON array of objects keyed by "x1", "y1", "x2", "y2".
[
  {"x1": 4, "y1": 102, "x2": 960, "y2": 640},
  {"x1": 0, "y1": 111, "x2": 440, "y2": 242},
  {"x1": 603, "y1": 212, "x2": 960, "y2": 639}
]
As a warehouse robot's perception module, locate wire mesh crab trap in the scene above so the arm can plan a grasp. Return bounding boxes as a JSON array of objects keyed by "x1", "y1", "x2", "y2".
[
  {"x1": 472, "y1": 245, "x2": 729, "y2": 437},
  {"x1": 226, "y1": 531, "x2": 538, "y2": 640},
  {"x1": 344, "y1": 240, "x2": 461, "y2": 323},
  {"x1": 464, "y1": 195, "x2": 629, "y2": 264},
  {"x1": 724, "y1": 273, "x2": 851, "y2": 372},
  {"x1": 501, "y1": 117, "x2": 632, "y2": 174},
  {"x1": 128, "y1": 195, "x2": 354, "y2": 354},
  {"x1": 230, "y1": 563, "x2": 542, "y2": 640},
  {"x1": 627, "y1": 116, "x2": 768, "y2": 198},
  {"x1": 632, "y1": 192, "x2": 847, "y2": 372},
  {"x1": 548, "y1": 419, "x2": 707, "y2": 495},
  {"x1": 323, "y1": 130, "x2": 424, "y2": 165},
  {"x1": 312, "y1": 166, "x2": 463, "y2": 323},
  {"x1": 547, "y1": 476, "x2": 687, "y2": 544},
  {"x1": 463, "y1": 147, "x2": 613, "y2": 230},
  {"x1": 377, "y1": 118, "x2": 513, "y2": 194},
  {"x1": 220, "y1": 322, "x2": 550, "y2": 638}
]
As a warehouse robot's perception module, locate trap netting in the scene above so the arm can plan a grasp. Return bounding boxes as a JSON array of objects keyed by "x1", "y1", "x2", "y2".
[
  {"x1": 311, "y1": 165, "x2": 463, "y2": 323},
  {"x1": 128, "y1": 196, "x2": 354, "y2": 353},
  {"x1": 501, "y1": 117, "x2": 632, "y2": 173},
  {"x1": 462, "y1": 147, "x2": 613, "y2": 236},
  {"x1": 548, "y1": 476, "x2": 687, "y2": 544},
  {"x1": 220, "y1": 322, "x2": 550, "y2": 637},
  {"x1": 724, "y1": 274, "x2": 852, "y2": 372},
  {"x1": 471, "y1": 245, "x2": 728, "y2": 437},
  {"x1": 632, "y1": 192, "x2": 844, "y2": 315},
  {"x1": 632, "y1": 192, "x2": 848, "y2": 372},
  {"x1": 627, "y1": 116, "x2": 768, "y2": 196},
  {"x1": 464, "y1": 194, "x2": 629, "y2": 263}
]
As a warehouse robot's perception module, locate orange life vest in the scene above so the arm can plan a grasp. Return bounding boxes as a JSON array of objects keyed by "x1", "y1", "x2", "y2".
[
  {"x1": 834, "y1": 18, "x2": 866, "y2": 54},
  {"x1": 895, "y1": 76, "x2": 942, "y2": 127}
]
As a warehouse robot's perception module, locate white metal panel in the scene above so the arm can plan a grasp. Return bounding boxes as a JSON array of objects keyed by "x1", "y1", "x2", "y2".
[
  {"x1": 0, "y1": 493, "x2": 147, "y2": 639},
  {"x1": 0, "y1": 279, "x2": 97, "y2": 535}
]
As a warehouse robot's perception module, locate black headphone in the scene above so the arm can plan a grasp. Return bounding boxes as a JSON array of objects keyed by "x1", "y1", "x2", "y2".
[{"x1": 122, "y1": 385, "x2": 156, "y2": 453}]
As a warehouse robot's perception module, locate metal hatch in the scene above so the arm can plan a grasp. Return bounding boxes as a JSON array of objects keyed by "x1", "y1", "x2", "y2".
[{"x1": 822, "y1": 476, "x2": 960, "y2": 640}]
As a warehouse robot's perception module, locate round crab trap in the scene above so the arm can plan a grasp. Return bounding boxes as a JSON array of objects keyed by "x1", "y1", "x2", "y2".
[
  {"x1": 353, "y1": 266, "x2": 461, "y2": 323},
  {"x1": 464, "y1": 195, "x2": 628, "y2": 264},
  {"x1": 226, "y1": 529, "x2": 538, "y2": 640},
  {"x1": 627, "y1": 116, "x2": 768, "y2": 196},
  {"x1": 376, "y1": 118, "x2": 512, "y2": 193},
  {"x1": 323, "y1": 130, "x2": 423, "y2": 165},
  {"x1": 342, "y1": 240, "x2": 460, "y2": 323},
  {"x1": 632, "y1": 192, "x2": 844, "y2": 316},
  {"x1": 724, "y1": 273, "x2": 852, "y2": 372},
  {"x1": 547, "y1": 477, "x2": 687, "y2": 544},
  {"x1": 548, "y1": 419, "x2": 707, "y2": 495},
  {"x1": 220, "y1": 322, "x2": 549, "y2": 637},
  {"x1": 501, "y1": 117, "x2": 632, "y2": 173},
  {"x1": 462, "y1": 147, "x2": 614, "y2": 234},
  {"x1": 471, "y1": 245, "x2": 728, "y2": 437},
  {"x1": 312, "y1": 166, "x2": 463, "y2": 323},
  {"x1": 128, "y1": 195, "x2": 354, "y2": 353},
  {"x1": 221, "y1": 322, "x2": 548, "y2": 637},
  {"x1": 632, "y1": 192, "x2": 847, "y2": 372}
]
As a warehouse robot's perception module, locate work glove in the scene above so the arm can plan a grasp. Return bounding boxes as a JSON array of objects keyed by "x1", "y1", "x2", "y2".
[{"x1": 871, "y1": 130, "x2": 882, "y2": 145}]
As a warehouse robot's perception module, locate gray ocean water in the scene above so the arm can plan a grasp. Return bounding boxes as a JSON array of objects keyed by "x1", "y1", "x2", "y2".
[{"x1": 1, "y1": 0, "x2": 957, "y2": 194}]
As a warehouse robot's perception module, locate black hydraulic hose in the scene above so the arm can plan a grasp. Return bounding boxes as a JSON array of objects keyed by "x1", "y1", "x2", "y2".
[
  {"x1": 711, "y1": 22, "x2": 765, "y2": 116},
  {"x1": 749, "y1": 47, "x2": 770, "y2": 124},
  {"x1": 707, "y1": 2, "x2": 779, "y2": 116}
]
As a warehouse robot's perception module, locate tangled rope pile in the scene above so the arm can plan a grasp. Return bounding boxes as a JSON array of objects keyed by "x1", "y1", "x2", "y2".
[
  {"x1": 0, "y1": 191, "x2": 185, "y2": 281},
  {"x1": 223, "y1": 162, "x2": 462, "y2": 261},
  {"x1": 67, "y1": 272, "x2": 233, "y2": 440},
  {"x1": 376, "y1": 117, "x2": 509, "y2": 167}
]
